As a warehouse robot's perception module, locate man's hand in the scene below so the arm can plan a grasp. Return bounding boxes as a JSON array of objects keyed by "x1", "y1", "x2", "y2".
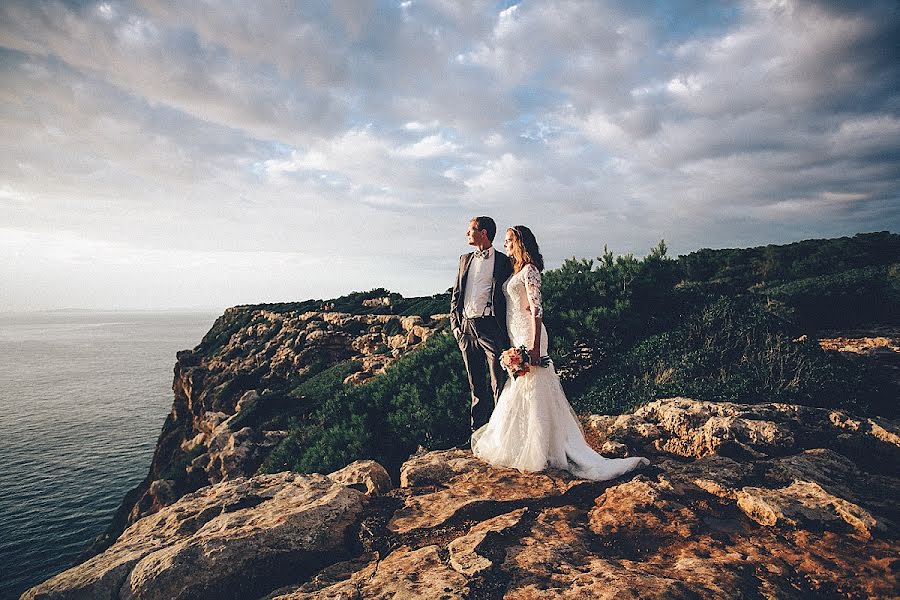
[{"x1": 528, "y1": 347, "x2": 541, "y2": 364}]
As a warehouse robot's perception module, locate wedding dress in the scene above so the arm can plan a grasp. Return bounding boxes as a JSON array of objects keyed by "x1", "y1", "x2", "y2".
[{"x1": 471, "y1": 263, "x2": 650, "y2": 480}]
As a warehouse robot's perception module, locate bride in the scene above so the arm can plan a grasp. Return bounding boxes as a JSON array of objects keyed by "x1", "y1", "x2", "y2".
[{"x1": 471, "y1": 226, "x2": 650, "y2": 481}]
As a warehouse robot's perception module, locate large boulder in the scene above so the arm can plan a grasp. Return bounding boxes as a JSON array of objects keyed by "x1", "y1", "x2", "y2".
[
  {"x1": 328, "y1": 460, "x2": 393, "y2": 496},
  {"x1": 24, "y1": 473, "x2": 366, "y2": 600}
]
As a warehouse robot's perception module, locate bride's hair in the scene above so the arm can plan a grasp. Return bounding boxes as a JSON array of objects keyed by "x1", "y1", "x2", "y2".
[{"x1": 507, "y1": 225, "x2": 544, "y2": 273}]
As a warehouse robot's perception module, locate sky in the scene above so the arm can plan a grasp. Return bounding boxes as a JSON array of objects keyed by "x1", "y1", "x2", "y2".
[{"x1": 1, "y1": 0, "x2": 898, "y2": 311}]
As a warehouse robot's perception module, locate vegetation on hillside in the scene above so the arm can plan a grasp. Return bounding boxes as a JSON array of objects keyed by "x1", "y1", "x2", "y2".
[
  {"x1": 262, "y1": 333, "x2": 469, "y2": 474},
  {"x1": 258, "y1": 232, "x2": 898, "y2": 476}
]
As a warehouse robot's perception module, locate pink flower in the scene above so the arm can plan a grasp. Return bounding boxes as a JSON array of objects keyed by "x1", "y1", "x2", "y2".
[{"x1": 501, "y1": 345, "x2": 540, "y2": 379}]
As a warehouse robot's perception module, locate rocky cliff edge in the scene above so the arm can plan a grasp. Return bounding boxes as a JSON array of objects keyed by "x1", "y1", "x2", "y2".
[
  {"x1": 85, "y1": 307, "x2": 447, "y2": 557},
  {"x1": 25, "y1": 398, "x2": 898, "y2": 599}
]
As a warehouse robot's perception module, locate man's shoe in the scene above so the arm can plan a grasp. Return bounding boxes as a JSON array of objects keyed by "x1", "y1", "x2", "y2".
[{"x1": 455, "y1": 439, "x2": 472, "y2": 450}]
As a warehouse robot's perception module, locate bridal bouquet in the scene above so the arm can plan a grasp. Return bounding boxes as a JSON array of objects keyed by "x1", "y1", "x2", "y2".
[{"x1": 500, "y1": 345, "x2": 550, "y2": 379}]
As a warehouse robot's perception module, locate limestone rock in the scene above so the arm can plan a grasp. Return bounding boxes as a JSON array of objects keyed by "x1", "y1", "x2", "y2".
[
  {"x1": 657, "y1": 454, "x2": 754, "y2": 499},
  {"x1": 736, "y1": 480, "x2": 882, "y2": 536},
  {"x1": 588, "y1": 397, "x2": 899, "y2": 468},
  {"x1": 448, "y1": 508, "x2": 528, "y2": 576},
  {"x1": 390, "y1": 451, "x2": 583, "y2": 534},
  {"x1": 351, "y1": 332, "x2": 382, "y2": 355},
  {"x1": 386, "y1": 333, "x2": 408, "y2": 350},
  {"x1": 600, "y1": 440, "x2": 628, "y2": 458},
  {"x1": 399, "y1": 448, "x2": 480, "y2": 488},
  {"x1": 23, "y1": 473, "x2": 366, "y2": 600},
  {"x1": 328, "y1": 460, "x2": 393, "y2": 496},
  {"x1": 272, "y1": 545, "x2": 468, "y2": 599},
  {"x1": 400, "y1": 315, "x2": 424, "y2": 332},
  {"x1": 103, "y1": 306, "x2": 447, "y2": 547},
  {"x1": 206, "y1": 426, "x2": 258, "y2": 481},
  {"x1": 342, "y1": 371, "x2": 372, "y2": 386},
  {"x1": 43, "y1": 398, "x2": 898, "y2": 600}
]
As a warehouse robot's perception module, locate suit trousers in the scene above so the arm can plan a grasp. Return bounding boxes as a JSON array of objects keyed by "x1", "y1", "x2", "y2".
[{"x1": 457, "y1": 316, "x2": 508, "y2": 433}]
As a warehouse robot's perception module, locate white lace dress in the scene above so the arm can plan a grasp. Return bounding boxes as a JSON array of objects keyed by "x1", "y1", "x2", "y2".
[{"x1": 471, "y1": 264, "x2": 650, "y2": 480}]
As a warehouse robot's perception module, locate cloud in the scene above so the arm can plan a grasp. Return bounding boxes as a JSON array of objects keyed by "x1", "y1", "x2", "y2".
[
  {"x1": 0, "y1": 0, "x2": 898, "y2": 309},
  {"x1": 397, "y1": 133, "x2": 460, "y2": 158},
  {"x1": 0, "y1": 1, "x2": 349, "y2": 144}
]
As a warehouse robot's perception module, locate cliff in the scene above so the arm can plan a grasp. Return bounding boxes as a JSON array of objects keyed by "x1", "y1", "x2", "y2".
[
  {"x1": 26, "y1": 398, "x2": 899, "y2": 599},
  {"x1": 84, "y1": 305, "x2": 448, "y2": 557}
]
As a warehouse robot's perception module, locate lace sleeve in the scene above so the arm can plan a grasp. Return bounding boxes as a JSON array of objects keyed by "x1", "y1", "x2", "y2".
[{"x1": 523, "y1": 264, "x2": 543, "y2": 318}]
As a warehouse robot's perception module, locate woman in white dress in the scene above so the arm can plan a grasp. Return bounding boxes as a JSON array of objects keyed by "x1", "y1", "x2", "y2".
[{"x1": 471, "y1": 226, "x2": 650, "y2": 481}]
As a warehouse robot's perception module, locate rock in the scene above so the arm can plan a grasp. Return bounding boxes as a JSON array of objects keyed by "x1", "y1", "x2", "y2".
[
  {"x1": 648, "y1": 410, "x2": 794, "y2": 459},
  {"x1": 351, "y1": 332, "x2": 383, "y2": 355},
  {"x1": 658, "y1": 454, "x2": 754, "y2": 499},
  {"x1": 502, "y1": 504, "x2": 724, "y2": 599},
  {"x1": 305, "y1": 329, "x2": 351, "y2": 349},
  {"x1": 328, "y1": 460, "x2": 393, "y2": 496},
  {"x1": 399, "y1": 448, "x2": 478, "y2": 488},
  {"x1": 765, "y1": 448, "x2": 859, "y2": 495},
  {"x1": 589, "y1": 477, "x2": 700, "y2": 542},
  {"x1": 46, "y1": 398, "x2": 898, "y2": 599},
  {"x1": 146, "y1": 479, "x2": 176, "y2": 506},
  {"x1": 587, "y1": 398, "x2": 898, "y2": 469},
  {"x1": 23, "y1": 473, "x2": 366, "y2": 600},
  {"x1": 736, "y1": 480, "x2": 882, "y2": 536},
  {"x1": 387, "y1": 333, "x2": 408, "y2": 350},
  {"x1": 321, "y1": 312, "x2": 353, "y2": 327},
  {"x1": 234, "y1": 390, "x2": 259, "y2": 413},
  {"x1": 587, "y1": 413, "x2": 662, "y2": 445},
  {"x1": 600, "y1": 440, "x2": 628, "y2": 458},
  {"x1": 100, "y1": 304, "x2": 448, "y2": 550},
  {"x1": 272, "y1": 545, "x2": 468, "y2": 599},
  {"x1": 400, "y1": 315, "x2": 424, "y2": 332},
  {"x1": 390, "y1": 451, "x2": 583, "y2": 534},
  {"x1": 207, "y1": 426, "x2": 257, "y2": 481},
  {"x1": 342, "y1": 371, "x2": 372, "y2": 386},
  {"x1": 448, "y1": 508, "x2": 528, "y2": 576},
  {"x1": 360, "y1": 356, "x2": 389, "y2": 373}
]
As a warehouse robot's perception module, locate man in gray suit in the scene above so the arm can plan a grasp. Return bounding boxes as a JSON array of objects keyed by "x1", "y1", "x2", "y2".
[{"x1": 450, "y1": 216, "x2": 514, "y2": 445}]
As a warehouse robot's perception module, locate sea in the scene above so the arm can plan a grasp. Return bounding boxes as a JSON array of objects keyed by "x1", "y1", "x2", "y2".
[{"x1": 0, "y1": 310, "x2": 220, "y2": 600}]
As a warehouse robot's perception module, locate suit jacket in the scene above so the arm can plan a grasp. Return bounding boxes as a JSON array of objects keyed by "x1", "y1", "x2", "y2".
[{"x1": 450, "y1": 249, "x2": 514, "y2": 339}]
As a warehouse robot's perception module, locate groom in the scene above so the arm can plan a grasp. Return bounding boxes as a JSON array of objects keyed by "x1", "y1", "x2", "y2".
[{"x1": 450, "y1": 216, "x2": 514, "y2": 445}]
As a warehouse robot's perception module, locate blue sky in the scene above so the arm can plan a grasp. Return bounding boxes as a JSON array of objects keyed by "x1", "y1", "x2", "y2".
[{"x1": 1, "y1": 0, "x2": 898, "y2": 311}]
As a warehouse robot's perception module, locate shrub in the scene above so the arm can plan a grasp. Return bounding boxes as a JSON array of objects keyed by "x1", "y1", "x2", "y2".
[
  {"x1": 289, "y1": 360, "x2": 360, "y2": 403},
  {"x1": 571, "y1": 297, "x2": 887, "y2": 416},
  {"x1": 263, "y1": 332, "x2": 469, "y2": 475},
  {"x1": 757, "y1": 265, "x2": 900, "y2": 328}
]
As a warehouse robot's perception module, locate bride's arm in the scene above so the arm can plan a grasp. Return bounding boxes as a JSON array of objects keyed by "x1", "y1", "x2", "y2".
[
  {"x1": 529, "y1": 315, "x2": 543, "y2": 364},
  {"x1": 524, "y1": 264, "x2": 543, "y2": 363}
]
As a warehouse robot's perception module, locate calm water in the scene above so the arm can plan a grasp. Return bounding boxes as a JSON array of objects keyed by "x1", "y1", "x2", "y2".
[{"x1": 0, "y1": 310, "x2": 219, "y2": 599}]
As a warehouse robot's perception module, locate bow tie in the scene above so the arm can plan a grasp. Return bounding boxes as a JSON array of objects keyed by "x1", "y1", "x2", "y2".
[{"x1": 474, "y1": 248, "x2": 491, "y2": 259}]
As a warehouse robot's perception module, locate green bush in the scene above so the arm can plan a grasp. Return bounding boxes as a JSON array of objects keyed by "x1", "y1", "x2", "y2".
[
  {"x1": 680, "y1": 231, "x2": 899, "y2": 294},
  {"x1": 263, "y1": 332, "x2": 469, "y2": 475},
  {"x1": 241, "y1": 233, "x2": 899, "y2": 478},
  {"x1": 289, "y1": 360, "x2": 360, "y2": 403},
  {"x1": 396, "y1": 293, "x2": 452, "y2": 317},
  {"x1": 571, "y1": 297, "x2": 887, "y2": 416},
  {"x1": 757, "y1": 265, "x2": 900, "y2": 328}
]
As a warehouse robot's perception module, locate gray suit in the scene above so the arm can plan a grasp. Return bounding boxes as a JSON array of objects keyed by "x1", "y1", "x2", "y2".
[{"x1": 450, "y1": 250, "x2": 514, "y2": 432}]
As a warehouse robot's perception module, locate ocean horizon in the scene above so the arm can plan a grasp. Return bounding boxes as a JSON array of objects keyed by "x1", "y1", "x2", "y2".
[{"x1": 0, "y1": 310, "x2": 220, "y2": 599}]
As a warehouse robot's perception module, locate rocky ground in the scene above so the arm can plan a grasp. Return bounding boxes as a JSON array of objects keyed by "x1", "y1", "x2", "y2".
[
  {"x1": 26, "y1": 398, "x2": 899, "y2": 599},
  {"x1": 816, "y1": 326, "x2": 900, "y2": 390}
]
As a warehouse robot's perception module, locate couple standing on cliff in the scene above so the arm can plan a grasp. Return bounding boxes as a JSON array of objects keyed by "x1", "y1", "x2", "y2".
[{"x1": 450, "y1": 216, "x2": 649, "y2": 481}]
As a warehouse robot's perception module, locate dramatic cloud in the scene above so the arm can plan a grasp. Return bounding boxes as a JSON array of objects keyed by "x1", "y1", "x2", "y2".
[{"x1": 1, "y1": 0, "x2": 897, "y2": 310}]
